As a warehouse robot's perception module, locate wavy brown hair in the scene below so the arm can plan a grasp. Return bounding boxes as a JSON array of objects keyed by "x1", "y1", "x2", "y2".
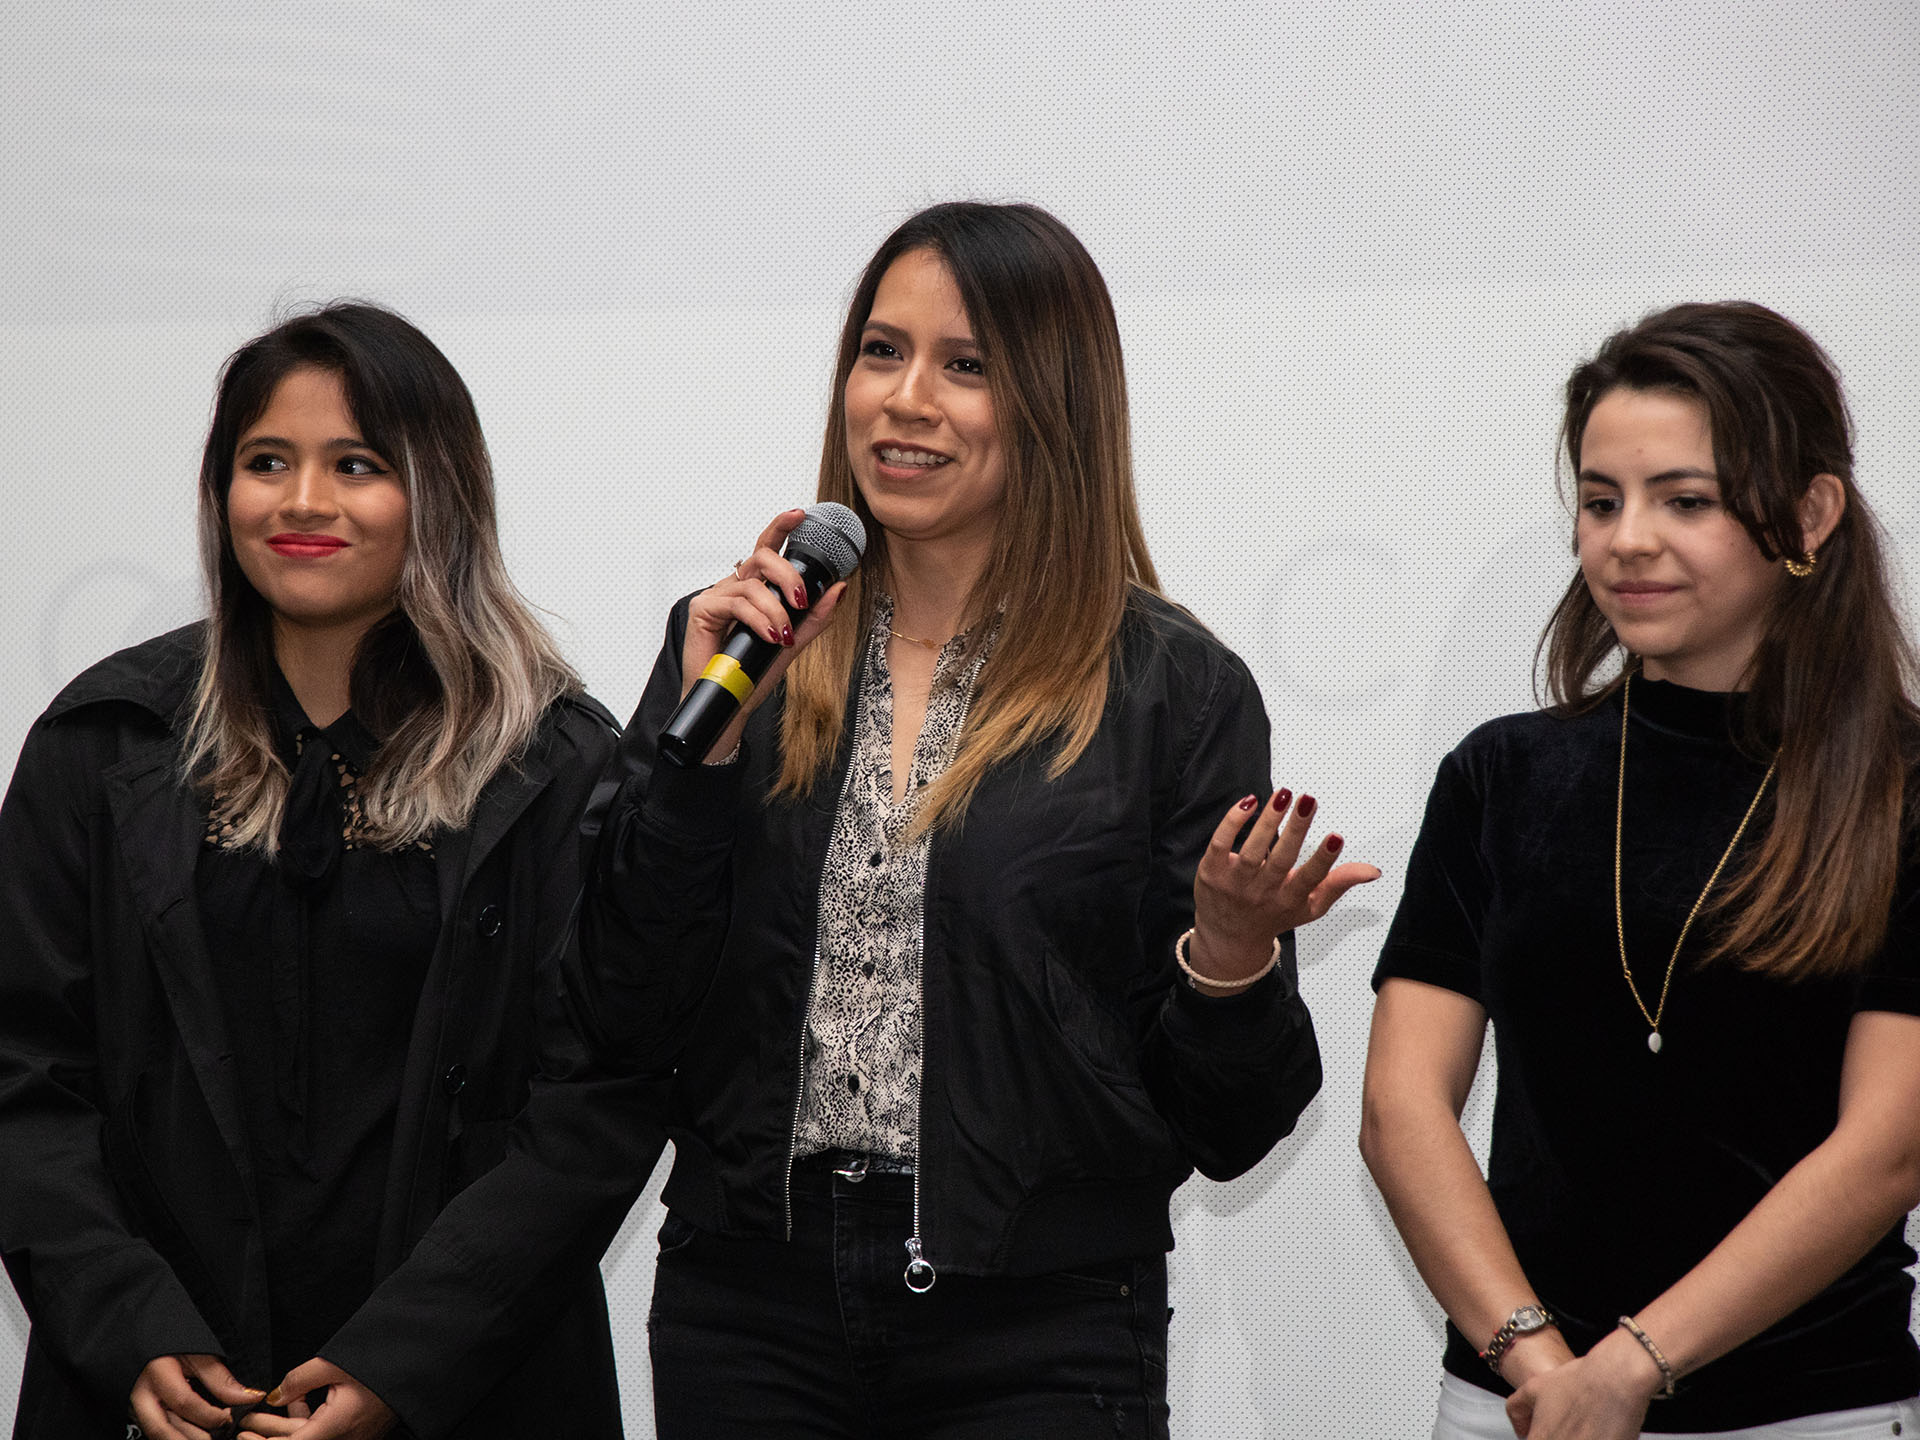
[
  {"x1": 184, "y1": 302, "x2": 579, "y2": 852},
  {"x1": 776, "y1": 202, "x2": 1160, "y2": 830},
  {"x1": 1542, "y1": 301, "x2": 1918, "y2": 980}
]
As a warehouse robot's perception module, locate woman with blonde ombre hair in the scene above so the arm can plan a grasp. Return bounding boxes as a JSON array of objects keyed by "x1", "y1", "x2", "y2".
[
  {"x1": 0, "y1": 303, "x2": 640, "y2": 1440},
  {"x1": 576, "y1": 201, "x2": 1377, "y2": 1437}
]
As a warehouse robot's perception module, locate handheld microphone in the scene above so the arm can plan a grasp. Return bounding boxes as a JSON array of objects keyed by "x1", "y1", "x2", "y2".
[{"x1": 659, "y1": 502, "x2": 867, "y2": 768}]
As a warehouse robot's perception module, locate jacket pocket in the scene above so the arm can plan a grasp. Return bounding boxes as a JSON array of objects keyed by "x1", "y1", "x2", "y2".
[
  {"x1": 1039, "y1": 944, "x2": 1146, "y2": 1089},
  {"x1": 101, "y1": 1076, "x2": 241, "y2": 1342}
]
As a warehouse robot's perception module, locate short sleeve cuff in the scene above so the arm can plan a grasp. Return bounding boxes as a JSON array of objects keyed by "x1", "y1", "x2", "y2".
[
  {"x1": 1855, "y1": 973, "x2": 1920, "y2": 1019},
  {"x1": 1372, "y1": 941, "x2": 1482, "y2": 1001}
]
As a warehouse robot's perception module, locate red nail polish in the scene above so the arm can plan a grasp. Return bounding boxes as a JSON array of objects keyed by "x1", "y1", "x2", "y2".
[
  {"x1": 1326, "y1": 833, "x2": 1344, "y2": 853},
  {"x1": 792, "y1": 586, "x2": 807, "y2": 608},
  {"x1": 1297, "y1": 794, "x2": 1317, "y2": 819},
  {"x1": 1238, "y1": 795, "x2": 1258, "y2": 811},
  {"x1": 782, "y1": 625, "x2": 794, "y2": 646},
  {"x1": 768, "y1": 627, "x2": 783, "y2": 644},
  {"x1": 1272, "y1": 788, "x2": 1293, "y2": 813}
]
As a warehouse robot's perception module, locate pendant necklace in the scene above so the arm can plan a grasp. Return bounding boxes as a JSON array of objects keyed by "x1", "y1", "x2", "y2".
[{"x1": 1613, "y1": 669, "x2": 1775, "y2": 1054}]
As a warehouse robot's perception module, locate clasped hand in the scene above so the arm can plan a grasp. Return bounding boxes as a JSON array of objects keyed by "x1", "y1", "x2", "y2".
[
  {"x1": 1503, "y1": 1331, "x2": 1666, "y2": 1440},
  {"x1": 130, "y1": 1354, "x2": 394, "y2": 1440},
  {"x1": 1188, "y1": 788, "x2": 1379, "y2": 988}
]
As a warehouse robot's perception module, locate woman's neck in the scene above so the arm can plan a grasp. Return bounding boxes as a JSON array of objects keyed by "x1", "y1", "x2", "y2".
[
  {"x1": 1639, "y1": 651, "x2": 1755, "y2": 694},
  {"x1": 271, "y1": 615, "x2": 372, "y2": 726},
  {"x1": 884, "y1": 533, "x2": 992, "y2": 643}
]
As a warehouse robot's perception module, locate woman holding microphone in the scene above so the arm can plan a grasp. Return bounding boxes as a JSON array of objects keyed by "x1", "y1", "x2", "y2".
[
  {"x1": 575, "y1": 200, "x2": 1376, "y2": 1437},
  {"x1": 1362, "y1": 302, "x2": 1920, "y2": 1437}
]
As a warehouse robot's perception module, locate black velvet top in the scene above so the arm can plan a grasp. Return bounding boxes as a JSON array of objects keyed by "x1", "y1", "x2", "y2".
[
  {"x1": 196, "y1": 674, "x2": 438, "y2": 1377},
  {"x1": 1375, "y1": 677, "x2": 1920, "y2": 1429}
]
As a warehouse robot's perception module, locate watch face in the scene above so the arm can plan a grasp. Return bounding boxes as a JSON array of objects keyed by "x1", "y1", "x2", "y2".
[{"x1": 1513, "y1": 1305, "x2": 1551, "y2": 1331}]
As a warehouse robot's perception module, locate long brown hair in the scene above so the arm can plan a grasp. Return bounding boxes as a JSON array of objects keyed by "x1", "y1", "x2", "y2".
[
  {"x1": 184, "y1": 302, "x2": 579, "y2": 852},
  {"x1": 777, "y1": 202, "x2": 1159, "y2": 830},
  {"x1": 1542, "y1": 301, "x2": 1917, "y2": 980}
]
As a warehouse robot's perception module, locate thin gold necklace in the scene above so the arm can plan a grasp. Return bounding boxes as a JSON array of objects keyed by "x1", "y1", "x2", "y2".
[
  {"x1": 1613, "y1": 669, "x2": 1776, "y2": 1054},
  {"x1": 888, "y1": 626, "x2": 946, "y2": 651}
]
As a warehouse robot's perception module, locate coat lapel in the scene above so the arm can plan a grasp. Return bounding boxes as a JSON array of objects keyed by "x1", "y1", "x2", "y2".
[{"x1": 102, "y1": 744, "x2": 256, "y2": 1193}]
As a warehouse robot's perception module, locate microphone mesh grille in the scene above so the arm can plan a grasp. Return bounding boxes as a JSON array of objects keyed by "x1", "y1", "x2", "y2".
[{"x1": 786, "y1": 501, "x2": 867, "y2": 580}]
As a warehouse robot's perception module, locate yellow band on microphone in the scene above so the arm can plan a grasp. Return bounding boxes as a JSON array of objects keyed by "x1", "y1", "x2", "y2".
[{"x1": 700, "y1": 652, "x2": 755, "y2": 704}]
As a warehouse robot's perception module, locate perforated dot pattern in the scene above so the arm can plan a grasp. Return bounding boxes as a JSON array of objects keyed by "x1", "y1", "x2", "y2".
[{"x1": 3, "y1": 4, "x2": 1918, "y2": 1436}]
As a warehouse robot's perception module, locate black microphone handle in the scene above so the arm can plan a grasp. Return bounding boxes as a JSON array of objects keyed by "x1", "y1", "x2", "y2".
[{"x1": 658, "y1": 544, "x2": 845, "y2": 768}]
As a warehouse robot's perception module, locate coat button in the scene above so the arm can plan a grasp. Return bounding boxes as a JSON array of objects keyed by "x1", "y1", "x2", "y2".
[
  {"x1": 442, "y1": 1064, "x2": 468, "y2": 1097},
  {"x1": 477, "y1": 904, "x2": 503, "y2": 937}
]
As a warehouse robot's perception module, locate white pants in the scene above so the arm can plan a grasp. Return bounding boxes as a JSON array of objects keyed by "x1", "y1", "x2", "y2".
[{"x1": 1432, "y1": 1372, "x2": 1920, "y2": 1439}]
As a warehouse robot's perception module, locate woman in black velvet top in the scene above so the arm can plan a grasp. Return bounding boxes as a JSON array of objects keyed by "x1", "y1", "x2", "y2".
[{"x1": 1361, "y1": 303, "x2": 1920, "y2": 1438}]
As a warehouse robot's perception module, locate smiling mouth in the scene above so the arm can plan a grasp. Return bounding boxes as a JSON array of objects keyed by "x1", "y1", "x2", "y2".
[
  {"x1": 876, "y1": 446, "x2": 950, "y2": 469},
  {"x1": 268, "y1": 534, "x2": 350, "y2": 557}
]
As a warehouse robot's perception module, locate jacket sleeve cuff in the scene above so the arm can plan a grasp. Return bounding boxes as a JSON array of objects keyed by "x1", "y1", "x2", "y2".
[
  {"x1": 1163, "y1": 934, "x2": 1300, "y2": 1055},
  {"x1": 52, "y1": 1242, "x2": 225, "y2": 1401},
  {"x1": 637, "y1": 744, "x2": 746, "y2": 842}
]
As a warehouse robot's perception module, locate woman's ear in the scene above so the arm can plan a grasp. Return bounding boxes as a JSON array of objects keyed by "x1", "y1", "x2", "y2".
[{"x1": 1800, "y1": 473, "x2": 1846, "y2": 556}]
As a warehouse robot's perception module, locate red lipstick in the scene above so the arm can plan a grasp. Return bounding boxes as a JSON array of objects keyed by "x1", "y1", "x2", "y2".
[{"x1": 267, "y1": 533, "x2": 349, "y2": 558}]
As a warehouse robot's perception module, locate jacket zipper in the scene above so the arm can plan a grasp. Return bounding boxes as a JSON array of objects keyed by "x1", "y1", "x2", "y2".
[
  {"x1": 784, "y1": 638, "x2": 974, "y2": 1289},
  {"x1": 903, "y1": 662, "x2": 982, "y2": 1294},
  {"x1": 902, "y1": 853, "x2": 936, "y2": 1292}
]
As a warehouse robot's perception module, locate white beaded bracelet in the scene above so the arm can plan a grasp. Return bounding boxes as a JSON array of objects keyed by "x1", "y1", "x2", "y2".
[{"x1": 1175, "y1": 928, "x2": 1281, "y2": 992}]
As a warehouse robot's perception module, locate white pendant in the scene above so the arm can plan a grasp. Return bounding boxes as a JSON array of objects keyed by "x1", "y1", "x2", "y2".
[{"x1": 1647, "y1": 1031, "x2": 1663, "y2": 1054}]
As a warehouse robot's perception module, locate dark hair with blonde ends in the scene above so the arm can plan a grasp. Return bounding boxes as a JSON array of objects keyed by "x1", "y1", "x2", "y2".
[
  {"x1": 184, "y1": 302, "x2": 579, "y2": 852},
  {"x1": 1542, "y1": 301, "x2": 1918, "y2": 981},
  {"x1": 777, "y1": 202, "x2": 1159, "y2": 830}
]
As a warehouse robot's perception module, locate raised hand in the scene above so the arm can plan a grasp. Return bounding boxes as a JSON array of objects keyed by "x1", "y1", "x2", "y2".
[
  {"x1": 1188, "y1": 789, "x2": 1379, "y2": 990},
  {"x1": 679, "y1": 508, "x2": 849, "y2": 760}
]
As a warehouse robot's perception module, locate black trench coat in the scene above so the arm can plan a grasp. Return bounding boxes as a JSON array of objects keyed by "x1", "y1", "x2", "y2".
[{"x1": 0, "y1": 626, "x2": 653, "y2": 1439}]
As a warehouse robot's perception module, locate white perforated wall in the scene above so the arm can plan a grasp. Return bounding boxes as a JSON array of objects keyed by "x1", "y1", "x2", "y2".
[{"x1": 3, "y1": 4, "x2": 1918, "y2": 1435}]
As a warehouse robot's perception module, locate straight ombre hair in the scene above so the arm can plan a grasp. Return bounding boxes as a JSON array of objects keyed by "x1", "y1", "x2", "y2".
[
  {"x1": 776, "y1": 202, "x2": 1160, "y2": 832},
  {"x1": 184, "y1": 302, "x2": 579, "y2": 852}
]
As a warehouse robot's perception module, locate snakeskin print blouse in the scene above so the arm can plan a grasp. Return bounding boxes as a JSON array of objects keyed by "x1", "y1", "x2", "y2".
[{"x1": 792, "y1": 597, "x2": 992, "y2": 1164}]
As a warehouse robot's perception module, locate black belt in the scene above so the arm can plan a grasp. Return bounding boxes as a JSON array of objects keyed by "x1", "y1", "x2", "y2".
[{"x1": 800, "y1": 1148, "x2": 916, "y2": 1179}]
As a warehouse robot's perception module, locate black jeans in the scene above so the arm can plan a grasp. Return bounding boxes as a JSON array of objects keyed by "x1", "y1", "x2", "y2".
[{"x1": 648, "y1": 1163, "x2": 1171, "y2": 1438}]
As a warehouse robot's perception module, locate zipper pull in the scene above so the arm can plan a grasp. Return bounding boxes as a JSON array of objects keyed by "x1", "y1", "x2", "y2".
[{"x1": 904, "y1": 1235, "x2": 937, "y2": 1293}]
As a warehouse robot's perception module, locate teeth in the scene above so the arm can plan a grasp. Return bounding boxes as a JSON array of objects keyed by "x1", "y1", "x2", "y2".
[{"x1": 879, "y1": 447, "x2": 949, "y2": 467}]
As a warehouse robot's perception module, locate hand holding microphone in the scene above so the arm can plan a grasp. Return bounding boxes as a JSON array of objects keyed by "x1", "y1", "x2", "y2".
[{"x1": 662, "y1": 502, "x2": 868, "y2": 767}]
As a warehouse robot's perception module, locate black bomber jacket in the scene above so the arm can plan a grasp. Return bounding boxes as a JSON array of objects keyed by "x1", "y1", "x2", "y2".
[{"x1": 574, "y1": 588, "x2": 1323, "y2": 1279}]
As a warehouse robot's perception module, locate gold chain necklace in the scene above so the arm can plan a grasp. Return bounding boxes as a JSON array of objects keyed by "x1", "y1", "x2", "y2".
[
  {"x1": 1613, "y1": 670, "x2": 1776, "y2": 1054},
  {"x1": 888, "y1": 626, "x2": 946, "y2": 651}
]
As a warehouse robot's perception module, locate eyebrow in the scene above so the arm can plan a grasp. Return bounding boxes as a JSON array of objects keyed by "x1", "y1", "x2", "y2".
[
  {"x1": 861, "y1": 319, "x2": 979, "y2": 349},
  {"x1": 236, "y1": 435, "x2": 373, "y2": 452},
  {"x1": 1576, "y1": 466, "x2": 1718, "y2": 487}
]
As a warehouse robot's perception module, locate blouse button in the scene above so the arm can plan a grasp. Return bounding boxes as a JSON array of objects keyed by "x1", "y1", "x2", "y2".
[
  {"x1": 477, "y1": 904, "x2": 504, "y2": 937},
  {"x1": 442, "y1": 1064, "x2": 468, "y2": 1097},
  {"x1": 862, "y1": 962, "x2": 875, "y2": 978},
  {"x1": 868, "y1": 851, "x2": 882, "y2": 868}
]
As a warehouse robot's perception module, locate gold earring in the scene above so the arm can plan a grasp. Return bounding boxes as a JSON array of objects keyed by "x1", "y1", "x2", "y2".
[{"x1": 1784, "y1": 550, "x2": 1818, "y2": 578}]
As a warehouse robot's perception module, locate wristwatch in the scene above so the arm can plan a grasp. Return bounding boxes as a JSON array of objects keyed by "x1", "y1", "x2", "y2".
[{"x1": 1479, "y1": 1304, "x2": 1555, "y2": 1376}]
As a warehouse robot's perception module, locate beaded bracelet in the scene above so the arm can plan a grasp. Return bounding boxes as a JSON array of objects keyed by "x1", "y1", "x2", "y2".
[
  {"x1": 1617, "y1": 1315, "x2": 1676, "y2": 1399},
  {"x1": 1175, "y1": 928, "x2": 1281, "y2": 992}
]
